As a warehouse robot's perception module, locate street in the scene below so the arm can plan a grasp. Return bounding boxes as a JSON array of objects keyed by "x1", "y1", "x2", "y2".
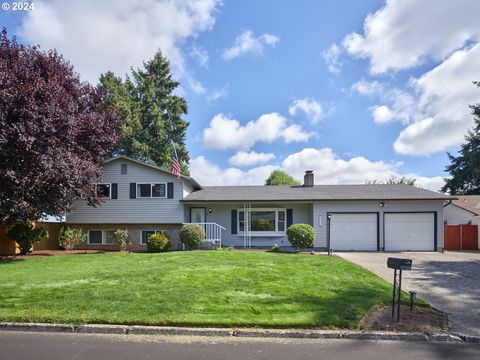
[{"x1": 0, "y1": 331, "x2": 478, "y2": 360}]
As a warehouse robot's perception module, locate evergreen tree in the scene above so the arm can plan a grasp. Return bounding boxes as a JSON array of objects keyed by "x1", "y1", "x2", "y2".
[
  {"x1": 99, "y1": 52, "x2": 190, "y2": 174},
  {"x1": 442, "y1": 84, "x2": 480, "y2": 194}
]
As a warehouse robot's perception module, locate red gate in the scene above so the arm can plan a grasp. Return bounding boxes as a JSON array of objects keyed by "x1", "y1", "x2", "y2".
[{"x1": 444, "y1": 225, "x2": 478, "y2": 250}]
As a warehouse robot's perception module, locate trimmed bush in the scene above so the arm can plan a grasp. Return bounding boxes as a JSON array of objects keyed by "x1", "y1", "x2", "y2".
[
  {"x1": 180, "y1": 224, "x2": 205, "y2": 249},
  {"x1": 7, "y1": 222, "x2": 48, "y2": 255},
  {"x1": 114, "y1": 229, "x2": 130, "y2": 251},
  {"x1": 147, "y1": 231, "x2": 171, "y2": 253},
  {"x1": 287, "y1": 223, "x2": 314, "y2": 251},
  {"x1": 58, "y1": 226, "x2": 86, "y2": 250}
]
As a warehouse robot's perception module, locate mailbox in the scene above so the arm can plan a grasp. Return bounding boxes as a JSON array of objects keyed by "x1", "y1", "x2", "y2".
[{"x1": 387, "y1": 257, "x2": 412, "y2": 271}]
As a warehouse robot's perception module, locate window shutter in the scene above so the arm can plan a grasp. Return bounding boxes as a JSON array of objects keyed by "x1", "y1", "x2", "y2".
[
  {"x1": 111, "y1": 183, "x2": 118, "y2": 199},
  {"x1": 231, "y1": 210, "x2": 237, "y2": 234},
  {"x1": 130, "y1": 183, "x2": 136, "y2": 199},
  {"x1": 286, "y1": 209, "x2": 293, "y2": 229},
  {"x1": 167, "y1": 182, "x2": 174, "y2": 198}
]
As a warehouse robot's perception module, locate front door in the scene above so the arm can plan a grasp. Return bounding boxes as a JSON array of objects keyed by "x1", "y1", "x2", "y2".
[{"x1": 190, "y1": 208, "x2": 206, "y2": 223}]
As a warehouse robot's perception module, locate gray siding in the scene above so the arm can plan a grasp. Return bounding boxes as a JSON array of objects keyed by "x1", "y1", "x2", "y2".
[
  {"x1": 66, "y1": 158, "x2": 185, "y2": 224},
  {"x1": 184, "y1": 202, "x2": 313, "y2": 247},
  {"x1": 312, "y1": 200, "x2": 444, "y2": 250}
]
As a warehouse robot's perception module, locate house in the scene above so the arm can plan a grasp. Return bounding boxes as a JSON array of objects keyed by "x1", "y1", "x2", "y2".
[
  {"x1": 444, "y1": 195, "x2": 480, "y2": 248},
  {"x1": 66, "y1": 156, "x2": 452, "y2": 252}
]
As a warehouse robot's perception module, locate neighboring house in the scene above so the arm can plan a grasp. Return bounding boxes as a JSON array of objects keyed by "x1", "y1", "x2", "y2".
[
  {"x1": 444, "y1": 195, "x2": 480, "y2": 247},
  {"x1": 66, "y1": 156, "x2": 452, "y2": 252}
]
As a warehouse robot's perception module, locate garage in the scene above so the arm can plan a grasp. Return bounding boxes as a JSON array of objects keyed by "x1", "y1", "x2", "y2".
[
  {"x1": 329, "y1": 213, "x2": 378, "y2": 251},
  {"x1": 384, "y1": 213, "x2": 435, "y2": 251}
]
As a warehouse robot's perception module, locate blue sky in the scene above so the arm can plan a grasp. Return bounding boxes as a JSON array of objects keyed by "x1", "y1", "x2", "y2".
[{"x1": 2, "y1": 0, "x2": 479, "y2": 190}]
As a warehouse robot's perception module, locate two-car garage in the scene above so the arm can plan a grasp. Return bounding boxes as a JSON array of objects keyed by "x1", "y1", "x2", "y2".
[{"x1": 328, "y1": 212, "x2": 436, "y2": 251}]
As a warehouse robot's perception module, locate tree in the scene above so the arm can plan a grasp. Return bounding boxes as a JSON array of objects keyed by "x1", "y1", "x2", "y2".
[
  {"x1": 7, "y1": 223, "x2": 48, "y2": 255},
  {"x1": 0, "y1": 30, "x2": 118, "y2": 227},
  {"x1": 99, "y1": 51, "x2": 190, "y2": 174},
  {"x1": 442, "y1": 84, "x2": 480, "y2": 194},
  {"x1": 365, "y1": 176, "x2": 416, "y2": 186},
  {"x1": 265, "y1": 170, "x2": 301, "y2": 186}
]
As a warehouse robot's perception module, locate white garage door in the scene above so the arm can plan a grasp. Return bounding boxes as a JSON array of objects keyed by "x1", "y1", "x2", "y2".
[
  {"x1": 330, "y1": 213, "x2": 378, "y2": 251},
  {"x1": 384, "y1": 213, "x2": 435, "y2": 251}
]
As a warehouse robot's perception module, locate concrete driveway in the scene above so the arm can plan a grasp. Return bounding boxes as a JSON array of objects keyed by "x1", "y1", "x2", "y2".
[{"x1": 336, "y1": 251, "x2": 480, "y2": 337}]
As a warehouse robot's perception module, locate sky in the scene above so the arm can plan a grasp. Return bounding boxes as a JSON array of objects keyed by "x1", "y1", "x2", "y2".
[{"x1": 2, "y1": 0, "x2": 479, "y2": 191}]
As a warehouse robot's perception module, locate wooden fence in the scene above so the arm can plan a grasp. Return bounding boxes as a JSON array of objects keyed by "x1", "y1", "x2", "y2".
[
  {"x1": 444, "y1": 224, "x2": 478, "y2": 250},
  {"x1": 0, "y1": 222, "x2": 62, "y2": 256}
]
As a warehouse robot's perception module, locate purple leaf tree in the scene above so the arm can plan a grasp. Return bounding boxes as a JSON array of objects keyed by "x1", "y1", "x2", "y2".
[{"x1": 0, "y1": 29, "x2": 118, "y2": 226}]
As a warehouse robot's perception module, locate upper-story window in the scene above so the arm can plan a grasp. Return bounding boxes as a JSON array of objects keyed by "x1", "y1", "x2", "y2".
[
  {"x1": 121, "y1": 163, "x2": 128, "y2": 175},
  {"x1": 137, "y1": 183, "x2": 166, "y2": 198},
  {"x1": 95, "y1": 183, "x2": 111, "y2": 198}
]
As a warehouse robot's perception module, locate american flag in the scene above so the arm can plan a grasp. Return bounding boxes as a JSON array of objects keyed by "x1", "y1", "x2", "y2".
[{"x1": 171, "y1": 146, "x2": 181, "y2": 179}]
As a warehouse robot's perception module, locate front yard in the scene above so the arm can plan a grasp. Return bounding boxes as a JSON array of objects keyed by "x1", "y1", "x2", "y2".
[{"x1": 0, "y1": 251, "x2": 407, "y2": 328}]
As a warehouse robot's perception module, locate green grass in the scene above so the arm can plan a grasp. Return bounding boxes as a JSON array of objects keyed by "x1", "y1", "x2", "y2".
[{"x1": 0, "y1": 251, "x2": 413, "y2": 329}]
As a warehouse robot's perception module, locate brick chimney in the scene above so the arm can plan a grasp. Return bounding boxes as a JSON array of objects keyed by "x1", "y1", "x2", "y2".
[{"x1": 303, "y1": 170, "x2": 314, "y2": 187}]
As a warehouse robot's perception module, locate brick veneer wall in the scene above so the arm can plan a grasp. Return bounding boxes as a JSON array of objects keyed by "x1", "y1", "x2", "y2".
[{"x1": 68, "y1": 224, "x2": 182, "y2": 252}]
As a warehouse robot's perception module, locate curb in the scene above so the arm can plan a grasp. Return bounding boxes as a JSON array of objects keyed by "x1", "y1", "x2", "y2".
[{"x1": 0, "y1": 322, "x2": 476, "y2": 343}]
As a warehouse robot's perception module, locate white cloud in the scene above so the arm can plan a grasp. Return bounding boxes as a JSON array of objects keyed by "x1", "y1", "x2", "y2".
[
  {"x1": 222, "y1": 30, "x2": 279, "y2": 60},
  {"x1": 288, "y1": 98, "x2": 324, "y2": 124},
  {"x1": 189, "y1": 45, "x2": 209, "y2": 68},
  {"x1": 343, "y1": 0, "x2": 480, "y2": 74},
  {"x1": 371, "y1": 105, "x2": 395, "y2": 124},
  {"x1": 19, "y1": 0, "x2": 221, "y2": 93},
  {"x1": 190, "y1": 147, "x2": 445, "y2": 191},
  {"x1": 202, "y1": 112, "x2": 312, "y2": 150},
  {"x1": 190, "y1": 156, "x2": 279, "y2": 186},
  {"x1": 350, "y1": 80, "x2": 384, "y2": 96},
  {"x1": 206, "y1": 88, "x2": 228, "y2": 102},
  {"x1": 228, "y1": 151, "x2": 276, "y2": 167},
  {"x1": 322, "y1": 43, "x2": 342, "y2": 74}
]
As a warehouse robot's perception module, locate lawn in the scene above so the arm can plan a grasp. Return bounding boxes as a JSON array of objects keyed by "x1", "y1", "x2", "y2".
[{"x1": 0, "y1": 251, "x2": 406, "y2": 329}]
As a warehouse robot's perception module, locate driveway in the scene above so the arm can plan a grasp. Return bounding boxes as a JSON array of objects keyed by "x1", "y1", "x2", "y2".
[{"x1": 336, "y1": 251, "x2": 480, "y2": 337}]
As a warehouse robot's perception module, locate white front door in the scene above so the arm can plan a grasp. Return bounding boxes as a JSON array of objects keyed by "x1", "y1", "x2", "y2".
[
  {"x1": 329, "y1": 213, "x2": 378, "y2": 251},
  {"x1": 191, "y1": 208, "x2": 206, "y2": 223}
]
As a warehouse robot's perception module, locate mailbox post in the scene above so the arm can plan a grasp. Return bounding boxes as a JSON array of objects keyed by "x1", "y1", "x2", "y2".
[{"x1": 387, "y1": 257, "x2": 412, "y2": 322}]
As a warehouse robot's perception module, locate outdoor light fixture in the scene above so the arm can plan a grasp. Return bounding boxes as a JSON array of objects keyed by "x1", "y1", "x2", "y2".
[
  {"x1": 208, "y1": 208, "x2": 213, "y2": 214},
  {"x1": 379, "y1": 201, "x2": 386, "y2": 207},
  {"x1": 410, "y1": 291, "x2": 417, "y2": 311}
]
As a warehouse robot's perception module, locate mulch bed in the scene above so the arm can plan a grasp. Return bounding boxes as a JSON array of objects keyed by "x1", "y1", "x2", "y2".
[
  {"x1": 361, "y1": 304, "x2": 448, "y2": 333},
  {"x1": 0, "y1": 249, "x2": 108, "y2": 261}
]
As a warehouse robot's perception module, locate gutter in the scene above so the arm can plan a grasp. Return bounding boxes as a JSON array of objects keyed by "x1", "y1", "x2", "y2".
[{"x1": 443, "y1": 200, "x2": 452, "y2": 208}]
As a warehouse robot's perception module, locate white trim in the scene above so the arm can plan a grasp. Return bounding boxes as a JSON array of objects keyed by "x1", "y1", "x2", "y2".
[
  {"x1": 140, "y1": 229, "x2": 164, "y2": 245},
  {"x1": 87, "y1": 229, "x2": 116, "y2": 245},
  {"x1": 94, "y1": 183, "x2": 112, "y2": 199},
  {"x1": 136, "y1": 182, "x2": 167, "y2": 199},
  {"x1": 238, "y1": 208, "x2": 286, "y2": 237}
]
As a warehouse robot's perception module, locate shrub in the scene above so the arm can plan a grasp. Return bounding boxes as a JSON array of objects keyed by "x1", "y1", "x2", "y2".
[
  {"x1": 180, "y1": 224, "x2": 205, "y2": 249},
  {"x1": 7, "y1": 222, "x2": 48, "y2": 255},
  {"x1": 271, "y1": 244, "x2": 280, "y2": 252},
  {"x1": 114, "y1": 229, "x2": 130, "y2": 251},
  {"x1": 58, "y1": 226, "x2": 86, "y2": 250},
  {"x1": 147, "y1": 231, "x2": 171, "y2": 253},
  {"x1": 287, "y1": 223, "x2": 314, "y2": 251}
]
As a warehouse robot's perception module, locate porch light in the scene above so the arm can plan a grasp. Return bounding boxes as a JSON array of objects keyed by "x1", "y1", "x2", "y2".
[
  {"x1": 208, "y1": 208, "x2": 213, "y2": 214},
  {"x1": 379, "y1": 201, "x2": 386, "y2": 207}
]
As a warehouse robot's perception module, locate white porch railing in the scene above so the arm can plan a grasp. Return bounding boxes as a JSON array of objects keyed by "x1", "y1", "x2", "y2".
[{"x1": 187, "y1": 223, "x2": 226, "y2": 247}]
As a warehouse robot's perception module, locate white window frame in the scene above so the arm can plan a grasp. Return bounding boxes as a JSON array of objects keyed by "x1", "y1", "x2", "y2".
[
  {"x1": 88, "y1": 229, "x2": 116, "y2": 245},
  {"x1": 140, "y1": 229, "x2": 164, "y2": 245},
  {"x1": 136, "y1": 182, "x2": 167, "y2": 199},
  {"x1": 94, "y1": 183, "x2": 112, "y2": 199},
  {"x1": 238, "y1": 208, "x2": 287, "y2": 237}
]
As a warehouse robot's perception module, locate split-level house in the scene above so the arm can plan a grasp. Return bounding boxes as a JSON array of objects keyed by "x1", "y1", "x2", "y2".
[{"x1": 66, "y1": 156, "x2": 452, "y2": 252}]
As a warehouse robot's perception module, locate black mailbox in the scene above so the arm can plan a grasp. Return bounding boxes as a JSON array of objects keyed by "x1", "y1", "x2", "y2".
[{"x1": 387, "y1": 257, "x2": 412, "y2": 271}]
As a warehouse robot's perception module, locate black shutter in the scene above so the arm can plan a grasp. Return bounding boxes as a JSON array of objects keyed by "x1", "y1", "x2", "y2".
[
  {"x1": 167, "y1": 182, "x2": 174, "y2": 198},
  {"x1": 286, "y1": 209, "x2": 293, "y2": 229},
  {"x1": 130, "y1": 183, "x2": 136, "y2": 199},
  {"x1": 111, "y1": 183, "x2": 118, "y2": 199},
  {"x1": 231, "y1": 210, "x2": 237, "y2": 234}
]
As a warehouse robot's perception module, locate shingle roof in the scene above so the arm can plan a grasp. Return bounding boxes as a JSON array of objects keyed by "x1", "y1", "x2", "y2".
[
  {"x1": 451, "y1": 195, "x2": 480, "y2": 215},
  {"x1": 182, "y1": 184, "x2": 453, "y2": 202}
]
